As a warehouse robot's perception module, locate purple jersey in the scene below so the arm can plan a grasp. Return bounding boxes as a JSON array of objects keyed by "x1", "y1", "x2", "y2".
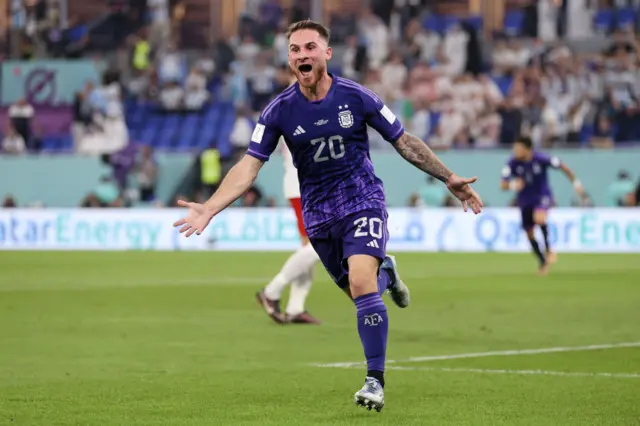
[
  {"x1": 502, "y1": 151, "x2": 562, "y2": 208},
  {"x1": 246, "y1": 75, "x2": 404, "y2": 237}
]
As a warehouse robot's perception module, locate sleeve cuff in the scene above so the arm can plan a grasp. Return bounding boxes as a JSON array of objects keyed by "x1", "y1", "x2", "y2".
[
  {"x1": 247, "y1": 149, "x2": 269, "y2": 161},
  {"x1": 386, "y1": 127, "x2": 405, "y2": 144}
]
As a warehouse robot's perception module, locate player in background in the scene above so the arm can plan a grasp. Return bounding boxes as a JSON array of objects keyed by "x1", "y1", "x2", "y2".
[
  {"x1": 255, "y1": 138, "x2": 322, "y2": 325},
  {"x1": 501, "y1": 136, "x2": 585, "y2": 274},
  {"x1": 173, "y1": 20, "x2": 483, "y2": 412}
]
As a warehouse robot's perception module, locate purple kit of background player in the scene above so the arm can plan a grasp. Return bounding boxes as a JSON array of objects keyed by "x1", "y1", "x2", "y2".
[{"x1": 501, "y1": 136, "x2": 585, "y2": 274}]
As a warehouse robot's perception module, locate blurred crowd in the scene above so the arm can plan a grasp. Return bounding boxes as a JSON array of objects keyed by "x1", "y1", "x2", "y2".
[{"x1": 2, "y1": 0, "x2": 640, "y2": 208}]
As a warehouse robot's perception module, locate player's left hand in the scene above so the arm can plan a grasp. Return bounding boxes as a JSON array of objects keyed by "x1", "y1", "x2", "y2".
[{"x1": 446, "y1": 174, "x2": 484, "y2": 214}]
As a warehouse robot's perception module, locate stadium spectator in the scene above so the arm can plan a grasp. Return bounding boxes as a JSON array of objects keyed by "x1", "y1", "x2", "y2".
[
  {"x1": 410, "y1": 176, "x2": 456, "y2": 208},
  {"x1": 400, "y1": 19, "x2": 440, "y2": 66},
  {"x1": 380, "y1": 51, "x2": 408, "y2": 102},
  {"x1": 158, "y1": 41, "x2": 187, "y2": 83},
  {"x1": 441, "y1": 22, "x2": 469, "y2": 76},
  {"x1": 135, "y1": 145, "x2": 159, "y2": 203},
  {"x1": 248, "y1": 52, "x2": 276, "y2": 112},
  {"x1": 634, "y1": 180, "x2": 640, "y2": 206},
  {"x1": 590, "y1": 114, "x2": 615, "y2": 147},
  {"x1": 148, "y1": 0, "x2": 171, "y2": 50},
  {"x1": 606, "y1": 170, "x2": 636, "y2": 206},
  {"x1": 235, "y1": 34, "x2": 261, "y2": 76},
  {"x1": 358, "y1": 6, "x2": 389, "y2": 70},
  {"x1": 2, "y1": 124, "x2": 27, "y2": 155},
  {"x1": 76, "y1": 73, "x2": 128, "y2": 155},
  {"x1": 80, "y1": 192, "x2": 101, "y2": 208},
  {"x1": 8, "y1": 98, "x2": 34, "y2": 148},
  {"x1": 2, "y1": 195, "x2": 18, "y2": 208},
  {"x1": 342, "y1": 35, "x2": 367, "y2": 82},
  {"x1": 428, "y1": 96, "x2": 465, "y2": 150},
  {"x1": 159, "y1": 81, "x2": 184, "y2": 111},
  {"x1": 241, "y1": 185, "x2": 264, "y2": 207},
  {"x1": 229, "y1": 105, "x2": 254, "y2": 161},
  {"x1": 131, "y1": 30, "x2": 152, "y2": 74},
  {"x1": 184, "y1": 67, "x2": 210, "y2": 111},
  {"x1": 94, "y1": 175, "x2": 121, "y2": 207}
]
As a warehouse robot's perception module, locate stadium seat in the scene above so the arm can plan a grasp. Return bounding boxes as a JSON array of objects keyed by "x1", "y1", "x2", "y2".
[
  {"x1": 465, "y1": 15, "x2": 483, "y2": 32},
  {"x1": 139, "y1": 125, "x2": 158, "y2": 145},
  {"x1": 216, "y1": 105, "x2": 237, "y2": 158},
  {"x1": 429, "y1": 112, "x2": 442, "y2": 136},
  {"x1": 60, "y1": 136, "x2": 73, "y2": 150},
  {"x1": 423, "y1": 14, "x2": 441, "y2": 33},
  {"x1": 503, "y1": 10, "x2": 524, "y2": 36},
  {"x1": 616, "y1": 8, "x2": 636, "y2": 31},
  {"x1": 580, "y1": 123, "x2": 595, "y2": 146},
  {"x1": 594, "y1": 9, "x2": 613, "y2": 33},
  {"x1": 441, "y1": 15, "x2": 460, "y2": 33},
  {"x1": 493, "y1": 76, "x2": 514, "y2": 96}
]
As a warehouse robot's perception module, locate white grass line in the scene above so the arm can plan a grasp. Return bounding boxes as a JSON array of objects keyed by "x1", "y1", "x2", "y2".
[
  {"x1": 311, "y1": 342, "x2": 640, "y2": 368},
  {"x1": 386, "y1": 366, "x2": 640, "y2": 379}
]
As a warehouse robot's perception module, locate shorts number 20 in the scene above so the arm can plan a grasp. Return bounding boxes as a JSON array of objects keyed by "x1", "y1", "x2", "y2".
[
  {"x1": 353, "y1": 216, "x2": 383, "y2": 239},
  {"x1": 311, "y1": 135, "x2": 345, "y2": 162}
]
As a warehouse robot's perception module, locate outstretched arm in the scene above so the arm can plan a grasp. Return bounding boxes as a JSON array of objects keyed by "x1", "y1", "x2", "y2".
[
  {"x1": 393, "y1": 131, "x2": 454, "y2": 183},
  {"x1": 174, "y1": 154, "x2": 264, "y2": 236},
  {"x1": 393, "y1": 131, "x2": 484, "y2": 213},
  {"x1": 202, "y1": 154, "x2": 264, "y2": 215},
  {"x1": 558, "y1": 163, "x2": 585, "y2": 196}
]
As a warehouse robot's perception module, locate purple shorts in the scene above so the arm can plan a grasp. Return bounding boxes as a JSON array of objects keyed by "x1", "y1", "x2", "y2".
[
  {"x1": 520, "y1": 204, "x2": 550, "y2": 230},
  {"x1": 309, "y1": 208, "x2": 389, "y2": 289},
  {"x1": 520, "y1": 196, "x2": 552, "y2": 230}
]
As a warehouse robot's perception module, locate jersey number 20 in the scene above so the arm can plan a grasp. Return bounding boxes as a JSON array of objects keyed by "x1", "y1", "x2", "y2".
[
  {"x1": 353, "y1": 216, "x2": 383, "y2": 239},
  {"x1": 311, "y1": 135, "x2": 345, "y2": 162}
]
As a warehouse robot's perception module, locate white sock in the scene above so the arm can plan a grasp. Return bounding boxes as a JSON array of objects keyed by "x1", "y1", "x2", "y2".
[
  {"x1": 264, "y1": 243, "x2": 319, "y2": 300},
  {"x1": 286, "y1": 271, "x2": 313, "y2": 316},
  {"x1": 263, "y1": 272, "x2": 288, "y2": 301}
]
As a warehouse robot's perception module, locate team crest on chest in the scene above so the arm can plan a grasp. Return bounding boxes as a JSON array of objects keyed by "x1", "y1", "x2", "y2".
[{"x1": 338, "y1": 104, "x2": 353, "y2": 128}]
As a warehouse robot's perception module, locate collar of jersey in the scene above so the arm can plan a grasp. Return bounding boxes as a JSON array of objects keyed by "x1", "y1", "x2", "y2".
[{"x1": 294, "y1": 72, "x2": 337, "y2": 105}]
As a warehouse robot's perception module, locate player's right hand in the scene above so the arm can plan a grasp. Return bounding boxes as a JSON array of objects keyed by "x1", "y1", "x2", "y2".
[{"x1": 173, "y1": 200, "x2": 215, "y2": 237}]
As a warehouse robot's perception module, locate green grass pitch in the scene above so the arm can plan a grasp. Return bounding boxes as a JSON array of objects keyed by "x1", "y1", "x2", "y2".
[{"x1": 1, "y1": 251, "x2": 639, "y2": 425}]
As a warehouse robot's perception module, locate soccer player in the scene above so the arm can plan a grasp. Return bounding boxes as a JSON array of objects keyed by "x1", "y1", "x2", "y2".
[
  {"x1": 501, "y1": 136, "x2": 585, "y2": 274},
  {"x1": 255, "y1": 140, "x2": 322, "y2": 325},
  {"x1": 173, "y1": 20, "x2": 483, "y2": 412}
]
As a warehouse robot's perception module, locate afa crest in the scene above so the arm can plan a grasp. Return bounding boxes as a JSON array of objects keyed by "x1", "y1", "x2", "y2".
[{"x1": 338, "y1": 109, "x2": 354, "y2": 128}]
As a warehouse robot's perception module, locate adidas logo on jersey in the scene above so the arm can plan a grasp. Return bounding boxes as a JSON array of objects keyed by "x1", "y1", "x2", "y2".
[
  {"x1": 366, "y1": 240, "x2": 380, "y2": 248},
  {"x1": 293, "y1": 126, "x2": 306, "y2": 136}
]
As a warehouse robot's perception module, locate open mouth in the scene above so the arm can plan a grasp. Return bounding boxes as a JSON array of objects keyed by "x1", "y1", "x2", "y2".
[{"x1": 298, "y1": 64, "x2": 313, "y2": 75}]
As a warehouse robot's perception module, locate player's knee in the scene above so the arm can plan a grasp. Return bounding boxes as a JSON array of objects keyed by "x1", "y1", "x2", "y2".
[
  {"x1": 533, "y1": 211, "x2": 547, "y2": 224},
  {"x1": 526, "y1": 229, "x2": 535, "y2": 240},
  {"x1": 347, "y1": 255, "x2": 379, "y2": 297},
  {"x1": 349, "y1": 272, "x2": 376, "y2": 297}
]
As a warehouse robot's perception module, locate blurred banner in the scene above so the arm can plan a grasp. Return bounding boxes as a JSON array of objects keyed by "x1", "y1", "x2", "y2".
[
  {"x1": 1, "y1": 59, "x2": 105, "y2": 106},
  {"x1": 1, "y1": 208, "x2": 639, "y2": 252}
]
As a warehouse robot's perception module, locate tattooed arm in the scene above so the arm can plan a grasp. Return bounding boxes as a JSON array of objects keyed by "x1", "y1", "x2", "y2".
[
  {"x1": 392, "y1": 131, "x2": 484, "y2": 214},
  {"x1": 393, "y1": 131, "x2": 454, "y2": 183}
]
